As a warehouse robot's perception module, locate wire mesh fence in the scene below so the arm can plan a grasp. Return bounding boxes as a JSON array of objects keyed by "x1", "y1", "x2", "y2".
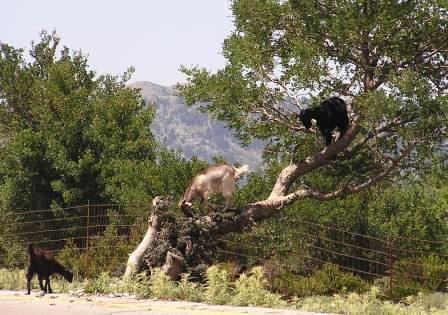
[{"x1": 1, "y1": 203, "x2": 448, "y2": 298}]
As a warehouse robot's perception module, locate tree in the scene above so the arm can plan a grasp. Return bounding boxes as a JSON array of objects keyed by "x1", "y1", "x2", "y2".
[
  {"x1": 134, "y1": 0, "x2": 447, "y2": 279},
  {"x1": 0, "y1": 31, "x2": 208, "y2": 221},
  {"x1": 0, "y1": 31, "x2": 154, "y2": 214},
  {"x1": 178, "y1": 0, "x2": 447, "y2": 209}
]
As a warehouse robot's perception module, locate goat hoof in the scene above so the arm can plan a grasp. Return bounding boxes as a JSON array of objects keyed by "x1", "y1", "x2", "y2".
[
  {"x1": 39, "y1": 291, "x2": 46, "y2": 297},
  {"x1": 25, "y1": 292, "x2": 30, "y2": 295}
]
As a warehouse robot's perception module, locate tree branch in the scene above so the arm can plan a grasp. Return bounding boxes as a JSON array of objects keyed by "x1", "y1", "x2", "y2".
[
  {"x1": 272, "y1": 142, "x2": 416, "y2": 206},
  {"x1": 269, "y1": 118, "x2": 360, "y2": 198}
]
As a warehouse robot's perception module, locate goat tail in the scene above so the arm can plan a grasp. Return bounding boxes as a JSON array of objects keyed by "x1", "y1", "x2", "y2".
[{"x1": 234, "y1": 164, "x2": 250, "y2": 179}]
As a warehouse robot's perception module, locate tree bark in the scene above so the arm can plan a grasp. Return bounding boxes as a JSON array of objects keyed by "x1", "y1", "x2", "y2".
[
  {"x1": 123, "y1": 196, "x2": 169, "y2": 280},
  {"x1": 137, "y1": 122, "x2": 417, "y2": 281},
  {"x1": 123, "y1": 214, "x2": 160, "y2": 280},
  {"x1": 161, "y1": 251, "x2": 185, "y2": 281}
]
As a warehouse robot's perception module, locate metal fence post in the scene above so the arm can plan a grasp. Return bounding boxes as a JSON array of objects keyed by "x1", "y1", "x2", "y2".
[
  {"x1": 388, "y1": 236, "x2": 393, "y2": 298},
  {"x1": 86, "y1": 200, "x2": 90, "y2": 251}
]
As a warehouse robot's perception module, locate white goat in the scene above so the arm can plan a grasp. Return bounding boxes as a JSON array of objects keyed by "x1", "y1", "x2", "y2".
[{"x1": 179, "y1": 163, "x2": 249, "y2": 216}]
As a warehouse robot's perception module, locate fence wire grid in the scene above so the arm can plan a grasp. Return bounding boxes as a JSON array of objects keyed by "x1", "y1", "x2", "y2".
[{"x1": 2, "y1": 203, "x2": 448, "y2": 297}]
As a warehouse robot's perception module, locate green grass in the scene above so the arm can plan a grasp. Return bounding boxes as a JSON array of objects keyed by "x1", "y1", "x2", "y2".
[
  {"x1": 1, "y1": 267, "x2": 448, "y2": 314},
  {"x1": 295, "y1": 288, "x2": 448, "y2": 315},
  {"x1": 0, "y1": 268, "x2": 85, "y2": 292}
]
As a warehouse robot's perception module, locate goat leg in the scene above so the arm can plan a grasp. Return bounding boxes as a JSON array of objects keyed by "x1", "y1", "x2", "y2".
[
  {"x1": 200, "y1": 198, "x2": 206, "y2": 216},
  {"x1": 223, "y1": 195, "x2": 234, "y2": 212},
  {"x1": 38, "y1": 274, "x2": 45, "y2": 293},
  {"x1": 46, "y1": 278, "x2": 52, "y2": 294},
  {"x1": 25, "y1": 268, "x2": 33, "y2": 295}
]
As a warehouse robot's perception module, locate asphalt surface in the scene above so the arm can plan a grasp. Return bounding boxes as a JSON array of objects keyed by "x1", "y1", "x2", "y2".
[{"x1": 0, "y1": 290, "x2": 326, "y2": 315}]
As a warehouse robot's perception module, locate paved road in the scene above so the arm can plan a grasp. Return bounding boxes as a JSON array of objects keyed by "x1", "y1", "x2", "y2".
[{"x1": 0, "y1": 290, "x2": 325, "y2": 315}]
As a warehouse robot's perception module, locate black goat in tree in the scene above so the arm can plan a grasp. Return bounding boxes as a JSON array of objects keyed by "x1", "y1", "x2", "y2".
[{"x1": 298, "y1": 97, "x2": 350, "y2": 145}]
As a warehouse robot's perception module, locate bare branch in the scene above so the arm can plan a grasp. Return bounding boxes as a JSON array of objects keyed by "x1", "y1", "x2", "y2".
[
  {"x1": 269, "y1": 74, "x2": 305, "y2": 110},
  {"x1": 254, "y1": 106, "x2": 311, "y2": 133},
  {"x1": 267, "y1": 142, "x2": 417, "y2": 208},
  {"x1": 341, "y1": 116, "x2": 414, "y2": 160},
  {"x1": 269, "y1": 118, "x2": 361, "y2": 198}
]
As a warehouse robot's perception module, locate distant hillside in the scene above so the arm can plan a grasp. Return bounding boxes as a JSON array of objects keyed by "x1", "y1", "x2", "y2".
[{"x1": 129, "y1": 81, "x2": 262, "y2": 168}]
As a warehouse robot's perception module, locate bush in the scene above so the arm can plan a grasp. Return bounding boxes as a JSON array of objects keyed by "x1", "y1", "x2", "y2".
[
  {"x1": 83, "y1": 272, "x2": 115, "y2": 294},
  {"x1": 0, "y1": 239, "x2": 26, "y2": 269},
  {"x1": 392, "y1": 255, "x2": 448, "y2": 298},
  {"x1": 57, "y1": 211, "x2": 143, "y2": 277},
  {"x1": 175, "y1": 273, "x2": 204, "y2": 302},
  {"x1": 204, "y1": 265, "x2": 232, "y2": 304},
  {"x1": 0, "y1": 268, "x2": 26, "y2": 290},
  {"x1": 0, "y1": 268, "x2": 84, "y2": 293},
  {"x1": 296, "y1": 288, "x2": 448, "y2": 315},
  {"x1": 231, "y1": 266, "x2": 286, "y2": 308},
  {"x1": 284, "y1": 264, "x2": 370, "y2": 297},
  {"x1": 149, "y1": 268, "x2": 177, "y2": 300}
]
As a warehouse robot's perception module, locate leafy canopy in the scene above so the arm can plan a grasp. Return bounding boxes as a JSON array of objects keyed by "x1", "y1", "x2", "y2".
[
  {"x1": 179, "y1": 0, "x2": 448, "y2": 189},
  {"x1": 0, "y1": 31, "x2": 206, "y2": 214}
]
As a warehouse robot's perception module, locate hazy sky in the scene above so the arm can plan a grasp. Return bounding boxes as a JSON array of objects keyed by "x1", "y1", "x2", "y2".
[{"x1": 1, "y1": 0, "x2": 233, "y2": 86}]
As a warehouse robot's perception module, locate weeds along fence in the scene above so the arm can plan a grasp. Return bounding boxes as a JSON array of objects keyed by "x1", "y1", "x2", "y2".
[
  {"x1": 217, "y1": 218, "x2": 448, "y2": 298},
  {"x1": 1, "y1": 203, "x2": 448, "y2": 298},
  {"x1": 1, "y1": 203, "x2": 151, "y2": 277}
]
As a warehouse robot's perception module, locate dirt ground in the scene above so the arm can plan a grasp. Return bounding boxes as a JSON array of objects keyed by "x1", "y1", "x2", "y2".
[{"x1": 0, "y1": 290, "x2": 327, "y2": 315}]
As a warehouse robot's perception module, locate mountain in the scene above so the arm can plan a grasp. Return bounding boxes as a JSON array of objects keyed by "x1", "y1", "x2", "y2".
[{"x1": 129, "y1": 81, "x2": 262, "y2": 168}]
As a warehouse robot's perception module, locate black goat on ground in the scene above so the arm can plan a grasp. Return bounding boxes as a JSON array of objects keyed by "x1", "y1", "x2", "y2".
[
  {"x1": 298, "y1": 97, "x2": 349, "y2": 146},
  {"x1": 25, "y1": 243, "x2": 73, "y2": 295}
]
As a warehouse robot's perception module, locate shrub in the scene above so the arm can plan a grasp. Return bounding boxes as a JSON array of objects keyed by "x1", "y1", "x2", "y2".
[
  {"x1": 0, "y1": 268, "x2": 84, "y2": 293},
  {"x1": 296, "y1": 289, "x2": 448, "y2": 315},
  {"x1": 57, "y1": 211, "x2": 142, "y2": 277},
  {"x1": 285, "y1": 264, "x2": 370, "y2": 297},
  {"x1": 204, "y1": 265, "x2": 232, "y2": 304},
  {"x1": 83, "y1": 272, "x2": 115, "y2": 294},
  {"x1": 392, "y1": 255, "x2": 448, "y2": 298},
  {"x1": 149, "y1": 268, "x2": 177, "y2": 300},
  {"x1": 118, "y1": 272, "x2": 152, "y2": 298},
  {"x1": 175, "y1": 273, "x2": 204, "y2": 302},
  {"x1": 0, "y1": 268, "x2": 26, "y2": 290},
  {"x1": 0, "y1": 239, "x2": 26, "y2": 269},
  {"x1": 231, "y1": 266, "x2": 286, "y2": 308}
]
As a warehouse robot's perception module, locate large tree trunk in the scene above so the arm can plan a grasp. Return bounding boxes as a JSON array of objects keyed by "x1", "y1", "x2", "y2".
[
  {"x1": 123, "y1": 213, "x2": 160, "y2": 279},
  {"x1": 136, "y1": 205, "x2": 272, "y2": 280},
  {"x1": 132, "y1": 122, "x2": 415, "y2": 280}
]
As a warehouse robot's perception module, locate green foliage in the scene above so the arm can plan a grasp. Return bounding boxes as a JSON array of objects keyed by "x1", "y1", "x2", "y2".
[
  {"x1": 57, "y1": 214, "x2": 145, "y2": 277},
  {"x1": 296, "y1": 288, "x2": 448, "y2": 315},
  {"x1": 3, "y1": 266, "x2": 448, "y2": 313},
  {"x1": 232, "y1": 167, "x2": 448, "y2": 282},
  {"x1": 280, "y1": 264, "x2": 369, "y2": 298},
  {"x1": 79, "y1": 271, "x2": 148, "y2": 297},
  {"x1": 0, "y1": 268, "x2": 84, "y2": 292},
  {"x1": 149, "y1": 268, "x2": 178, "y2": 300},
  {"x1": 0, "y1": 238, "x2": 26, "y2": 269},
  {"x1": 0, "y1": 32, "x2": 209, "y2": 254},
  {"x1": 174, "y1": 273, "x2": 204, "y2": 302},
  {"x1": 204, "y1": 265, "x2": 232, "y2": 304},
  {"x1": 367, "y1": 170, "x2": 448, "y2": 248},
  {"x1": 392, "y1": 255, "x2": 448, "y2": 298},
  {"x1": 0, "y1": 31, "x2": 150, "y2": 214},
  {"x1": 179, "y1": 0, "x2": 448, "y2": 175},
  {"x1": 0, "y1": 268, "x2": 26, "y2": 290},
  {"x1": 83, "y1": 272, "x2": 115, "y2": 294},
  {"x1": 232, "y1": 266, "x2": 286, "y2": 308}
]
